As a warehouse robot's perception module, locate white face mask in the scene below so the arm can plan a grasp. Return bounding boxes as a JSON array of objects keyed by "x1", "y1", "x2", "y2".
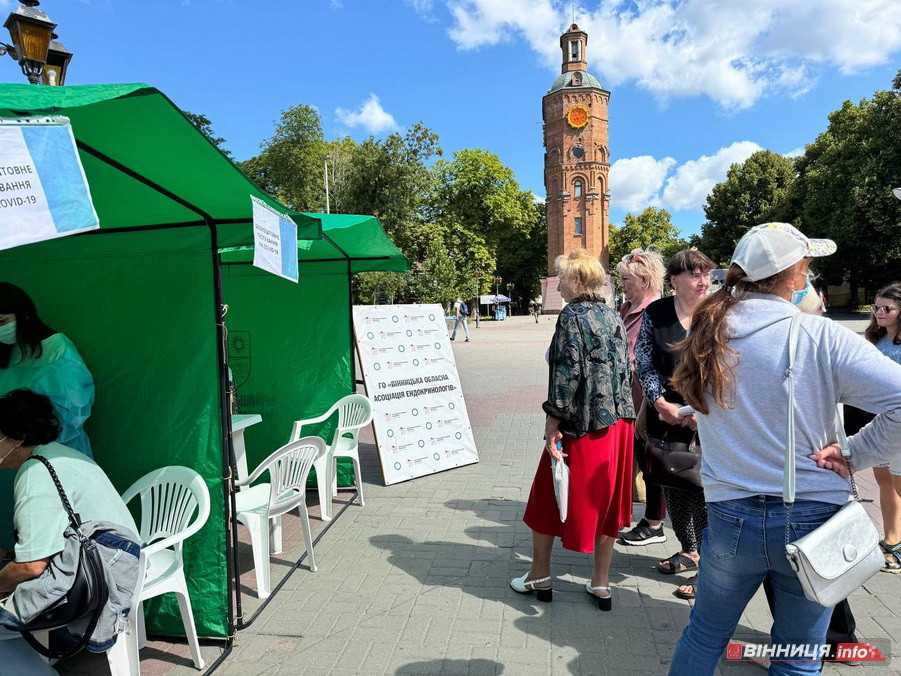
[{"x1": 0, "y1": 320, "x2": 15, "y2": 345}]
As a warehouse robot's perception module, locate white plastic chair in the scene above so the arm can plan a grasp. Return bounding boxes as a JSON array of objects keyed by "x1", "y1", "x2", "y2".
[
  {"x1": 234, "y1": 436, "x2": 326, "y2": 599},
  {"x1": 111, "y1": 466, "x2": 211, "y2": 673},
  {"x1": 290, "y1": 394, "x2": 373, "y2": 521}
]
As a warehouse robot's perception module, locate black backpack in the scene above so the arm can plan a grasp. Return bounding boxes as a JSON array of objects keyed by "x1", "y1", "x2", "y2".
[{"x1": 460, "y1": 302, "x2": 470, "y2": 317}]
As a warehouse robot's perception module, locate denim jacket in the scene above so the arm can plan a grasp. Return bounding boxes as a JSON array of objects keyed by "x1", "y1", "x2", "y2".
[{"x1": 542, "y1": 297, "x2": 636, "y2": 436}]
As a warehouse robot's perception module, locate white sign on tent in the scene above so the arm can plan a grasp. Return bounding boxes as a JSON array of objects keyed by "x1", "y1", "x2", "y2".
[
  {"x1": 0, "y1": 117, "x2": 99, "y2": 252},
  {"x1": 353, "y1": 304, "x2": 479, "y2": 485},
  {"x1": 250, "y1": 195, "x2": 299, "y2": 283}
]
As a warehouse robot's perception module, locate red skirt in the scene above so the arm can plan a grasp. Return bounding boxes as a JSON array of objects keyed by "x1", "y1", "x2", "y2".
[{"x1": 523, "y1": 419, "x2": 634, "y2": 553}]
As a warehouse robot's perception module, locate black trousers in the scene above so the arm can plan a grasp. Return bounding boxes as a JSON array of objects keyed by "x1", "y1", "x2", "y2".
[{"x1": 634, "y1": 434, "x2": 667, "y2": 521}]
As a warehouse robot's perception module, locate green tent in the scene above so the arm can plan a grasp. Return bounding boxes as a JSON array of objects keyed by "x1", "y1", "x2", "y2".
[{"x1": 0, "y1": 83, "x2": 406, "y2": 640}]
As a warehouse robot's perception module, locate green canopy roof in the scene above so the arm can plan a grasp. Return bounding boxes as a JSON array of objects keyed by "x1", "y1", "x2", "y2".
[
  {"x1": 0, "y1": 83, "x2": 319, "y2": 238},
  {"x1": 220, "y1": 212, "x2": 409, "y2": 273}
]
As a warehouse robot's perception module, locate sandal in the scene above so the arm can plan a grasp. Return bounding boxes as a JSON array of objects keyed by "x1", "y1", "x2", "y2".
[
  {"x1": 673, "y1": 575, "x2": 697, "y2": 600},
  {"x1": 585, "y1": 581, "x2": 613, "y2": 611},
  {"x1": 657, "y1": 552, "x2": 698, "y2": 575},
  {"x1": 880, "y1": 541, "x2": 901, "y2": 574}
]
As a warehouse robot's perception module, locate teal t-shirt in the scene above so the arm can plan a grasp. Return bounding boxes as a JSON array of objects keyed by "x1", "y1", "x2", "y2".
[{"x1": 13, "y1": 443, "x2": 138, "y2": 562}]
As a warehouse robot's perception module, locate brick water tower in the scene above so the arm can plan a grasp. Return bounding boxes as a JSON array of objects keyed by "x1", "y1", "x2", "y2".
[{"x1": 540, "y1": 24, "x2": 611, "y2": 313}]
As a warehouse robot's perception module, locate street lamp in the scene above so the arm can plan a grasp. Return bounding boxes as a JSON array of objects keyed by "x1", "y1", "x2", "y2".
[
  {"x1": 506, "y1": 282, "x2": 515, "y2": 315},
  {"x1": 43, "y1": 37, "x2": 72, "y2": 85},
  {"x1": 0, "y1": 1, "x2": 64, "y2": 85}
]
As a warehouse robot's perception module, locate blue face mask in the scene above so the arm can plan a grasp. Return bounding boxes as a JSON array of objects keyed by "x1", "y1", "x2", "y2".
[
  {"x1": 0, "y1": 321, "x2": 15, "y2": 345},
  {"x1": 791, "y1": 280, "x2": 814, "y2": 306}
]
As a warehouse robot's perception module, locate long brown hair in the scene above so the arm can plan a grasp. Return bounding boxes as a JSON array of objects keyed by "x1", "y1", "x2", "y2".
[
  {"x1": 864, "y1": 282, "x2": 901, "y2": 345},
  {"x1": 671, "y1": 263, "x2": 795, "y2": 414}
]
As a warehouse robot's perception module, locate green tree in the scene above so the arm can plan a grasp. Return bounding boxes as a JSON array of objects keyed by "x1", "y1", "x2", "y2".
[
  {"x1": 692, "y1": 151, "x2": 796, "y2": 264},
  {"x1": 183, "y1": 110, "x2": 232, "y2": 158},
  {"x1": 431, "y1": 149, "x2": 543, "y2": 309},
  {"x1": 324, "y1": 136, "x2": 358, "y2": 215},
  {"x1": 241, "y1": 104, "x2": 327, "y2": 211},
  {"x1": 792, "y1": 90, "x2": 901, "y2": 303},
  {"x1": 609, "y1": 207, "x2": 687, "y2": 266},
  {"x1": 343, "y1": 123, "x2": 441, "y2": 248}
]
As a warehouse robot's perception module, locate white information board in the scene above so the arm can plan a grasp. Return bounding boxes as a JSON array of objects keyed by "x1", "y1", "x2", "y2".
[
  {"x1": 0, "y1": 117, "x2": 99, "y2": 252},
  {"x1": 250, "y1": 195, "x2": 298, "y2": 283},
  {"x1": 353, "y1": 304, "x2": 479, "y2": 485}
]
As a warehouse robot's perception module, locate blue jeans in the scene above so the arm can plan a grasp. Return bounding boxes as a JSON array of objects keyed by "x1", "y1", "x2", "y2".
[{"x1": 669, "y1": 496, "x2": 840, "y2": 676}]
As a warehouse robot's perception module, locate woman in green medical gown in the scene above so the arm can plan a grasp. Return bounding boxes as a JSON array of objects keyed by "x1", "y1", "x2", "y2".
[{"x1": 0, "y1": 283, "x2": 95, "y2": 547}]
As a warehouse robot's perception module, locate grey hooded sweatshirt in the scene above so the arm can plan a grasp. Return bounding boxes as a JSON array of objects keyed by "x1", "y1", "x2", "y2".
[{"x1": 697, "y1": 294, "x2": 901, "y2": 505}]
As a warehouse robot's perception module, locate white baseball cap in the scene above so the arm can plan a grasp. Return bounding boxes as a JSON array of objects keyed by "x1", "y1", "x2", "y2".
[{"x1": 730, "y1": 222, "x2": 836, "y2": 282}]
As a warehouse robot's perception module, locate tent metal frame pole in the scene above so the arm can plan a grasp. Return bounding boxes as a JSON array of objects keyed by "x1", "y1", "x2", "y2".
[
  {"x1": 72, "y1": 139, "x2": 240, "y2": 647},
  {"x1": 207, "y1": 220, "x2": 242, "y2": 644}
]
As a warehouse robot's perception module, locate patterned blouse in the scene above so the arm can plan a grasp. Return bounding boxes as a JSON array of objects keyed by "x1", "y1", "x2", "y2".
[{"x1": 542, "y1": 296, "x2": 636, "y2": 437}]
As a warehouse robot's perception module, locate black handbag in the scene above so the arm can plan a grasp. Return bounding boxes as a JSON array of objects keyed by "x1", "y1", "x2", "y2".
[
  {"x1": 18, "y1": 455, "x2": 109, "y2": 660},
  {"x1": 647, "y1": 434, "x2": 703, "y2": 490}
]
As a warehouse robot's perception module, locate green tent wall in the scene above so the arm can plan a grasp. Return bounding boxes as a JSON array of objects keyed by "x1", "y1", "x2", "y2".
[{"x1": 0, "y1": 83, "x2": 407, "y2": 640}]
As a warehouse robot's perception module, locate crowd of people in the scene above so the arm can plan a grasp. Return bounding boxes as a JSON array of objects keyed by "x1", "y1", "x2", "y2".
[{"x1": 511, "y1": 223, "x2": 901, "y2": 675}]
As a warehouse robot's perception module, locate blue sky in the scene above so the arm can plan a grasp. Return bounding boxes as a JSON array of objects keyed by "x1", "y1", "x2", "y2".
[{"x1": 21, "y1": 0, "x2": 901, "y2": 236}]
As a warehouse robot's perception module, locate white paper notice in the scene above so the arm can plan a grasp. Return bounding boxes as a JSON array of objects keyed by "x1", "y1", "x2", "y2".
[
  {"x1": 251, "y1": 195, "x2": 298, "y2": 283},
  {"x1": 353, "y1": 304, "x2": 479, "y2": 485},
  {"x1": 0, "y1": 118, "x2": 99, "y2": 251}
]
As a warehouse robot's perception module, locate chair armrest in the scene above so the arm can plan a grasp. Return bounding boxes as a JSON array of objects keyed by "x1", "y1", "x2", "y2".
[{"x1": 291, "y1": 411, "x2": 332, "y2": 441}]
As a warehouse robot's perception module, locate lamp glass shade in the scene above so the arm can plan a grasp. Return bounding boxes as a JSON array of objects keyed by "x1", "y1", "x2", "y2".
[
  {"x1": 43, "y1": 41, "x2": 72, "y2": 85},
  {"x1": 9, "y1": 17, "x2": 53, "y2": 64}
]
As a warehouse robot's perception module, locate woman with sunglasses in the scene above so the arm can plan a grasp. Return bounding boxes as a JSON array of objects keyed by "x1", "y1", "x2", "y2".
[{"x1": 844, "y1": 282, "x2": 901, "y2": 572}]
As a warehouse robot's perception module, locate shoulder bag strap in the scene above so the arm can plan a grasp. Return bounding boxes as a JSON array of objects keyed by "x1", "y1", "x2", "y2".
[
  {"x1": 28, "y1": 454, "x2": 83, "y2": 531},
  {"x1": 783, "y1": 313, "x2": 802, "y2": 505}
]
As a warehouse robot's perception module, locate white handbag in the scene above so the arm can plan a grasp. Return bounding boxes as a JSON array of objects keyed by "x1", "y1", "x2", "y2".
[
  {"x1": 782, "y1": 313, "x2": 883, "y2": 607},
  {"x1": 551, "y1": 455, "x2": 569, "y2": 523}
]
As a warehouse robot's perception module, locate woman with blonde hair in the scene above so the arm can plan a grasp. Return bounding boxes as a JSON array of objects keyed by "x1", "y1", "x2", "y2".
[
  {"x1": 615, "y1": 249, "x2": 669, "y2": 546},
  {"x1": 511, "y1": 249, "x2": 635, "y2": 611}
]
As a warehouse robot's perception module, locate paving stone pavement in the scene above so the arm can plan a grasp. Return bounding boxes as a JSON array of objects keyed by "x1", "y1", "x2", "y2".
[{"x1": 66, "y1": 312, "x2": 900, "y2": 675}]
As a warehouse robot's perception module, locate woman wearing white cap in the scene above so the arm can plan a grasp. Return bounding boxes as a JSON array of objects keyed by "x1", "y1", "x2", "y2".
[{"x1": 667, "y1": 223, "x2": 901, "y2": 675}]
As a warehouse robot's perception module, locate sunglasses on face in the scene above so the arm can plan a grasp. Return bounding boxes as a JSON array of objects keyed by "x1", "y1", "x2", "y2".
[{"x1": 874, "y1": 305, "x2": 900, "y2": 314}]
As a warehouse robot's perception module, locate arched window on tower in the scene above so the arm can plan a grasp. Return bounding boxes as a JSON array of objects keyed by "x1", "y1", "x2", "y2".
[{"x1": 573, "y1": 179, "x2": 583, "y2": 198}]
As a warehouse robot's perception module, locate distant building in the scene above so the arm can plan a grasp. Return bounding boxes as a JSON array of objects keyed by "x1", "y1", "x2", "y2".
[{"x1": 541, "y1": 23, "x2": 611, "y2": 313}]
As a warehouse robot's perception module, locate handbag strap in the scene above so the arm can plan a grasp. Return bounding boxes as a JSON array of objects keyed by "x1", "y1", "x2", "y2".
[
  {"x1": 783, "y1": 312, "x2": 860, "y2": 507},
  {"x1": 28, "y1": 454, "x2": 83, "y2": 533}
]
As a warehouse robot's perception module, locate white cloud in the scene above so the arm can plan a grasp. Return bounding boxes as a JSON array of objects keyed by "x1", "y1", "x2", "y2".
[
  {"x1": 611, "y1": 141, "x2": 762, "y2": 213},
  {"x1": 784, "y1": 147, "x2": 805, "y2": 158},
  {"x1": 406, "y1": 0, "x2": 436, "y2": 20},
  {"x1": 441, "y1": 0, "x2": 901, "y2": 108},
  {"x1": 609, "y1": 155, "x2": 676, "y2": 211},
  {"x1": 335, "y1": 94, "x2": 398, "y2": 134},
  {"x1": 661, "y1": 141, "x2": 762, "y2": 211}
]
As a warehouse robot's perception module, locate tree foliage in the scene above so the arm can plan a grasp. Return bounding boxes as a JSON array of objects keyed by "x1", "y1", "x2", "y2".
[
  {"x1": 183, "y1": 110, "x2": 232, "y2": 158},
  {"x1": 691, "y1": 151, "x2": 796, "y2": 265},
  {"x1": 792, "y1": 90, "x2": 901, "y2": 301},
  {"x1": 241, "y1": 104, "x2": 327, "y2": 211},
  {"x1": 609, "y1": 207, "x2": 687, "y2": 266}
]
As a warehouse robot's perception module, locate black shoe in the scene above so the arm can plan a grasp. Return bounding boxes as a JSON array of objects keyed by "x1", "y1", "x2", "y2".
[{"x1": 618, "y1": 518, "x2": 667, "y2": 546}]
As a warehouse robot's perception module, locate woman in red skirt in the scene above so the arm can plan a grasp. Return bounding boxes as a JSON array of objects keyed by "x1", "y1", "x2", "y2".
[{"x1": 511, "y1": 249, "x2": 636, "y2": 611}]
